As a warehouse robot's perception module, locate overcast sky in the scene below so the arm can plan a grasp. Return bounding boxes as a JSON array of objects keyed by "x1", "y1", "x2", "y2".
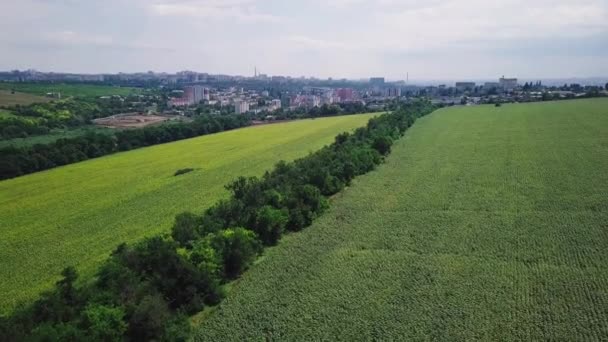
[{"x1": 1, "y1": 0, "x2": 607, "y2": 80}]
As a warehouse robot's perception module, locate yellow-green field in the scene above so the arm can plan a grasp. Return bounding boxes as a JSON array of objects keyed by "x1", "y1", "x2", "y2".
[
  {"x1": 0, "y1": 90, "x2": 51, "y2": 106},
  {"x1": 0, "y1": 83, "x2": 137, "y2": 98},
  {"x1": 0, "y1": 113, "x2": 376, "y2": 314}
]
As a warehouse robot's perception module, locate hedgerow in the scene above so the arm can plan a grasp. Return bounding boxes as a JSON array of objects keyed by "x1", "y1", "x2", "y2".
[{"x1": 0, "y1": 100, "x2": 435, "y2": 341}]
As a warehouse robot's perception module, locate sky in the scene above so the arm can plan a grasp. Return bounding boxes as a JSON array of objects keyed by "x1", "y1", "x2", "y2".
[{"x1": 1, "y1": 0, "x2": 607, "y2": 80}]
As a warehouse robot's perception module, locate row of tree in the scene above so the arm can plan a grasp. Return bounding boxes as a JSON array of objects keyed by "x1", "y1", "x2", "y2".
[
  {"x1": 0, "y1": 100, "x2": 436, "y2": 341},
  {"x1": 0, "y1": 115, "x2": 251, "y2": 180}
]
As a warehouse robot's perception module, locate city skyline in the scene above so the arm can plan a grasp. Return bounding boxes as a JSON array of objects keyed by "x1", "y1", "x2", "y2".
[{"x1": 1, "y1": 0, "x2": 607, "y2": 79}]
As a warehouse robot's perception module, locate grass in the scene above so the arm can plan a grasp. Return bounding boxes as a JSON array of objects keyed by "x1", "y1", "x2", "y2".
[
  {"x1": 194, "y1": 98, "x2": 608, "y2": 341},
  {"x1": 0, "y1": 126, "x2": 116, "y2": 148},
  {"x1": 0, "y1": 90, "x2": 51, "y2": 106},
  {"x1": 0, "y1": 82, "x2": 138, "y2": 98},
  {"x1": 0, "y1": 113, "x2": 377, "y2": 314}
]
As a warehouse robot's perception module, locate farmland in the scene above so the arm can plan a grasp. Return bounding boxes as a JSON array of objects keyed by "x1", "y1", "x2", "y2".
[
  {"x1": 0, "y1": 113, "x2": 376, "y2": 314},
  {"x1": 0, "y1": 82, "x2": 138, "y2": 98},
  {"x1": 0, "y1": 126, "x2": 115, "y2": 148},
  {"x1": 195, "y1": 99, "x2": 608, "y2": 340},
  {"x1": 0, "y1": 89, "x2": 51, "y2": 106}
]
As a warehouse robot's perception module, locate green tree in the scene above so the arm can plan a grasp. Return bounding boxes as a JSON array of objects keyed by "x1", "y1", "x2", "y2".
[
  {"x1": 82, "y1": 304, "x2": 127, "y2": 341},
  {"x1": 172, "y1": 212, "x2": 202, "y2": 246},
  {"x1": 253, "y1": 205, "x2": 289, "y2": 245},
  {"x1": 128, "y1": 294, "x2": 171, "y2": 341},
  {"x1": 209, "y1": 228, "x2": 262, "y2": 279},
  {"x1": 372, "y1": 136, "x2": 393, "y2": 156}
]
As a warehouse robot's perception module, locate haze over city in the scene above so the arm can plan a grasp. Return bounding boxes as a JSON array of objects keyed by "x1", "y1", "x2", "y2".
[{"x1": 1, "y1": 0, "x2": 607, "y2": 79}]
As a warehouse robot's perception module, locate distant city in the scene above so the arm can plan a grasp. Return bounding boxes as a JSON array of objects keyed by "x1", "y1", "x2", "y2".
[{"x1": 1, "y1": 69, "x2": 607, "y2": 116}]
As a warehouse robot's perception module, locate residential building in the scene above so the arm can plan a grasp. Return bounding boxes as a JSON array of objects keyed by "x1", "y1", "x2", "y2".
[
  {"x1": 499, "y1": 76, "x2": 518, "y2": 90},
  {"x1": 385, "y1": 87, "x2": 402, "y2": 97},
  {"x1": 271, "y1": 99, "x2": 282, "y2": 110},
  {"x1": 335, "y1": 88, "x2": 354, "y2": 102},
  {"x1": 370, "y1": 77, "x2": 385, "y2": 85},
  {"x1": 234, "y1": 99, "x2": 249, "y2": 114},
  {"x1": 455, "y1": 82, "x2": 476, "y2": 91}
]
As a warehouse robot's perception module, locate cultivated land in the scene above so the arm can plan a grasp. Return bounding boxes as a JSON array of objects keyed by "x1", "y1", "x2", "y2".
[
  {"x1": 195, "y1": 99, "x2": 608, "y2": 341},
  {"x1": 0, "y1": 113, "x2": 376, "y2": 314},
  {"x1": 0, "y1": 126, "x2": 115, "y2": 149},
  {"x1": 0, "y1": 82, "x2": 137, "y2": 98},
  {"x1": 0, "y1": 90, "x2": 51, "y2": 106}
]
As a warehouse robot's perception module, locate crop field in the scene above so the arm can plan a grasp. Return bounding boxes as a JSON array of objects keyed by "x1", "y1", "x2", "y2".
[
  {"x1": 0, "y1": 82, "x2": 138, "y2": 98},
  {"x1": 0, "y1": 113, "x2": 376, "y2": 314},
  {"x1": 195, "y1": 99, "x2": 608, "y2": 341},
  {"x1": 0, "y1": 126, "x2": 115, "y2": 149},
  {"x1": 0, "y1": 89, "x2": 51, "y2": 106}
]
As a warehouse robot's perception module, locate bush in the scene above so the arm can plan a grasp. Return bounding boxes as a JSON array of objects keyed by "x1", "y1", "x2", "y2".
[
  {"x1": 172, "y1": 212, "x2": 202, "y2": 246},
  {"x1": 253, "y1": 206, "x2": 289, "y2": 245},
  {"x1": 210, "y1": 228, "x2": 262, "y2": 279},
  {"x1": 174, "y1": 168, "x2": 195, "y2": 176}
]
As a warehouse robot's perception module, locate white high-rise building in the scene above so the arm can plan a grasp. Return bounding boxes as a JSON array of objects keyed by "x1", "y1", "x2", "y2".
[
  {"x1": 234, "y1": 100, "x2": 250, "y2": 114},
  {"x1": 271, "y1": 99, "x2": 282, "y2": 111},
  {"x1": 499, "y1": 76, "x2": 518, "y2": 90}
]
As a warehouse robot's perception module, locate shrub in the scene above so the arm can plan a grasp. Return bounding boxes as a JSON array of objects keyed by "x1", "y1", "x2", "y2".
[
  {"x1": 209, "y1": 228, "x2": 262, "y2": 279},
  {"x1": 174, "y1": 168, "x2": 195, "y2": 176},
  {"x1": 172, "y1": 212, "x2": 202, "y2": 246}
]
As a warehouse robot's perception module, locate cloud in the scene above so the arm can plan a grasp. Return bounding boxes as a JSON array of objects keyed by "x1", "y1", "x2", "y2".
[
  {"x1": 286, "y1": 35, "x2": 355, "y2": 50},
  {"x1": 43, "y1": 30, "x2": 114, "y2": 46},
  {"x1": 149, "y1": 0, "x2": 282, "y2": 23},
  {"x1": 1, "y1": 0, "x2": 607, "y2": 78}
]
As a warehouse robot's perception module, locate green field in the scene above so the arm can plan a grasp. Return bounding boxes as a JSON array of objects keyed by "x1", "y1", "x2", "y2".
[
  {"x1": 0, "y1": 82, "x2": 137, "y2": 98},
  {"x1": 0, "y1": 113, "x2": 376, "y2": 314},
  {"x1": 0, "y1": 126, "x2": 115, "y2": 148},
  {"x1": 195, "y1": 99, "x2": 608, "y2": 341},
  {"x1": 0, "y1": 90, "x2": 51, "y2": 106}
]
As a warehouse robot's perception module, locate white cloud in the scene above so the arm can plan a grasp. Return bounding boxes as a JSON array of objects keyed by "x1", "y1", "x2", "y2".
[
  {"x1": 43, "y1": 30, "x2": 114, "y2": 46},
  {"x1": 286, "y1": 35, "x2": 355, "y2": 50},
  {"x1": 149, "y1": 0, "x2": 282, "y2": 23},
  {"x1": 1, "y1": 0, "x2": 607, "y2": 78}
]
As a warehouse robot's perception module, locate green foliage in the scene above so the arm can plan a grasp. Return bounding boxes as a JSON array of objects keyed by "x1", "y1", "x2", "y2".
[
  {"x1": 172, "y1": 212, "x2": 203, "y2": 246},
  {"x1": 82, "y1": 304, "x2": 127, "y2": 341},
  {"x1": 253, "y1": 206, "x2": 289, "y2": 246},
  {"x1": 209, "y1": 228, "x2": 262, "y2": 279}
]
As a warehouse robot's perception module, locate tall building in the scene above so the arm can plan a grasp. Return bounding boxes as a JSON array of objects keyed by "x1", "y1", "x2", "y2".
[
  {"x1": 271, "y1": 99, "x2": 282, "y2": 111},
  {"x1": 335, "y1": 88, "x2": 354, "y2": 102},
  {"x1": 234, "y1": 99, "x2": 249, "y2": 114},
  {"x1": 455, "y1": 82, "x2": 476, "y2": 91},
  {"x1": 499, "y1": 76, "x2": 518, "y2": 90},
  {"x1": 370, "y1": 77, "x2": 385, "y2": 85},
  {"x1": 183, "y1": 85, "x2": 206, "y2": 104},
  {"x1": 385, "y1": 87, "x2": 402, "y2": 97}
]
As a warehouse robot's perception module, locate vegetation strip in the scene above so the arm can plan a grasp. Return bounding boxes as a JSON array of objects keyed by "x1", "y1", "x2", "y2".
[
  {"x1": 0, "y1": 101, "x2": 435, "y2": 340},
  {"x1": 0, "y1": 115, "x2": 250, "y2": 180}
]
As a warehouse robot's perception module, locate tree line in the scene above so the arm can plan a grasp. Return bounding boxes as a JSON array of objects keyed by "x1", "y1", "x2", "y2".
[
  {"x1": 0, "y1": 115, "x2": 250, "y2": 180},
  {"x1": 0, "y1": 100, "x2": 436, "y2": 341}
]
